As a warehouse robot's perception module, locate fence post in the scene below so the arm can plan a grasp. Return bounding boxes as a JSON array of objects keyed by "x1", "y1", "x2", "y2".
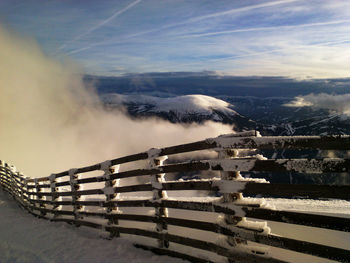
[
  {"x1": 216, "y1": 133, "x2": 271, "y2": 259},
  {"x1": 0, "y1": 160, "x2": 3, "y2": 186},
  {"x1": 101, "y1": 160, "x2": 120, "y2": 239},
  {"x1": 10, "y1": 165, "x2": 17, "y2": 200},
  {"x1": 149, "y1": 152, "x2": 169, "y2": 249},
  {"x1": 36, "y1": 179, "x2": 47, "y2": 217},
  {"x1": 0, "y1": 161, "x2": 8, "y2": 191},
  {"x1": 24, "y1": 177, "x2": 33, "y2": 213},
  {"x1": 217, "y1": 148, "x2": 246, "y2": 249},
  {"x1": 49, "y1": 174, "x2": 59, "y2": 219},
  {"x1": 3, "y1": 163, "x2": 12, "y2": 196},
  {"x1": 69, "y1": 169, "x2": 81, "y2": 225},
  {"x1": 16, "y1": 172, "x2": 25, "y2": 204},
  {"x1": 19, "y1": 174, "x2": 29, "y2": 210},
  {"x1": 9, "y1": 166, "x2": 15, "y2": 199}
]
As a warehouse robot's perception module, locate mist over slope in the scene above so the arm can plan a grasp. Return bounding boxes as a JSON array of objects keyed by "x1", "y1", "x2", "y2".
[{"x1": 0, "y1": 25, "x2": 233, "y2": 177}]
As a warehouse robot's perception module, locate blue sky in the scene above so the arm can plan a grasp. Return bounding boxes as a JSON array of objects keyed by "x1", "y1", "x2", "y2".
[{"x1": 1, "y1": 0, "x2": 350, "y2": 78}]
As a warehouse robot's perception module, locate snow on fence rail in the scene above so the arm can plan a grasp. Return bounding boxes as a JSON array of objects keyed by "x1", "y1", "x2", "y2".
[{"x1": 1, "y1": 131, "x2": 350, "y2": 262}]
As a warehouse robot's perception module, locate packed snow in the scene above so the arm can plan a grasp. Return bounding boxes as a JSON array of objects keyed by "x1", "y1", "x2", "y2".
[{"x1": 0, "y1": 189, "x2": 186, "y2": 263}]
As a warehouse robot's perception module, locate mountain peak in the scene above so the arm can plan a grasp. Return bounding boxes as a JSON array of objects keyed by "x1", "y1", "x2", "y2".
[{"x1": 102, "y1": 94, "x2": 239, "y2": 116}]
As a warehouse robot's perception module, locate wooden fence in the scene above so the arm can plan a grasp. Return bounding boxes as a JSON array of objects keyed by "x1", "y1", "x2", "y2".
[{"x1": 1, "y1": 131, "x2": 350, "y2": 262}]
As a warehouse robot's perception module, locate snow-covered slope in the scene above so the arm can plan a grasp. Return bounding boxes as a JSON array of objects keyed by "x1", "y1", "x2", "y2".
[
  {"x1": 102, "y1": 94, "x2": 256, "y2": 129},
  {"x1": 2, "y1": 188, "x2": 349, "y2": 263},
  {"x1": 0, "y1": 189, "x2": 184, "y2": 263},
  {"x1": 103, "y1": 94, "x2": 237, "y2": 115}
]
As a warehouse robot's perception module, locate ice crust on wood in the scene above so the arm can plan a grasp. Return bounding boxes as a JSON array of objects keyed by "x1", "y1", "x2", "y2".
[
  {"x1": 147, "y1": 148, "x2": 162, "y2": 159},
  {"x1": 102, "y1": 186, "x2": 115, "y2": 195},
  {"x1": 100, "y1": 160, "x2": 112, "y2": 172}
]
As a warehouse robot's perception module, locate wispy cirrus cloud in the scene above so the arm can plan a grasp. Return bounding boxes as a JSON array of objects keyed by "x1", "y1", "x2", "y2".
[
  {"x1": 180, "y1": 19, "x2": 350, "y2": 38},
  {"x1": 65, "y1": 0, "x2": 300, "y2": 55},
  {"x1": 58, "y1": 0, "x2": 142, "y2": 51},
  {"x1": 2, "y1": 0, "x2": 350, "y2": 78}
]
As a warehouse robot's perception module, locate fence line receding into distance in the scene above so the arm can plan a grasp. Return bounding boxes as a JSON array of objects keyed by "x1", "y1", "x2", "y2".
[{"x1": 1, "y1": 131, "x2": 350, "y2": 263}]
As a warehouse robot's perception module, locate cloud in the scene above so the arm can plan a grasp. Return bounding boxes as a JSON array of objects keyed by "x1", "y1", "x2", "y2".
[
  {"x1": 285, "y1": 93, "x2": 350, "y2": 115},
  {"x1": 65, "y1": 0, "x2": 300, "y2": 55},
  {"x1": 181, "y1": 19, "x2": 350, "y2": 38},
  {"x1": 175, "y1": 0, "x2": 301, "y2": 25},
  {"x1": 0, "y1": 25, "x2": 233, "y2": 177},
  {"x1": 6, "y1": 0, "x2": 350, "y2": 78},
  {"x1": 58, "y1": 0, "x2": 142, "y2": 51}
]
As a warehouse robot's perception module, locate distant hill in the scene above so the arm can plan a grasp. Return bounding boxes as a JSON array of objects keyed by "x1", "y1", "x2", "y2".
[
  {"x1": 101, "y1": 93, "x2": 256, "y2": 131},
  {"x1": 85, "y1": 73, "x2": 350, "y2": 98},
  {"x1": 93, "y1": 72, "x2": 350, "y2": 136},
  {"x1": 101, "y1": 93, "x2": 350, "y2": 136}
]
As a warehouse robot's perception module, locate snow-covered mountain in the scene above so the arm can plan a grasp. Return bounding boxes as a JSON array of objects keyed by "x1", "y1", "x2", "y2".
[
  {"x1": 101, "y1": 93, "x2": 350, "y2": 136},
  {"x1": 221, "y1": 96, "x2": 350, "y2": 136},
  {"x1": 102, "y1": 94, "x2": 256, "y2": 130}
]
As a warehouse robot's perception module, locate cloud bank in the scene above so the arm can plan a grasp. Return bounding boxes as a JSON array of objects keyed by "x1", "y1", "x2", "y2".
[
  {"x1": 0, "y1": 25, "x2": 233, "y2": 177},
  {"x1": 285, "y1": 93, "x2": 350, "y2": 115}
]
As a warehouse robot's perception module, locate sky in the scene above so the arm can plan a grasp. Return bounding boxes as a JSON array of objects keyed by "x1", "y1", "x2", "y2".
[{"x1": 1, "y1": 0, "x2": 350, "y2": 78}]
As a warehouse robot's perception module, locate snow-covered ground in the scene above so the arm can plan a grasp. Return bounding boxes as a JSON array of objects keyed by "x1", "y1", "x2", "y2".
[
  {"x1": 1, "y1": 186, "x2": 350, "y2": 263},
  {"x1": 0, "y1": 189, "x2": 186, "y2": 263}
]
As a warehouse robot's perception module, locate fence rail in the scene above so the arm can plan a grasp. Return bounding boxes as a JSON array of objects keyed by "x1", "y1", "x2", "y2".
[{"x1": 1, "y1": 131, "x2": 350, "y2": 263}]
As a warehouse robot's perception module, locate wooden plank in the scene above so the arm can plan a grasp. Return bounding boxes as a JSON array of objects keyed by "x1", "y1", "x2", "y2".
[
  {"x1": 244, "y1": 207, "x2": 350, "y2": 232},
  {"x1": 26, "y1": 177, "x2": 50, "y2": 183},
  {"x1": 243, "y1": 183, "x2": 350, "y2": 200},
  {"x1": 99, "y1": 158, "x2": 350, "y2": 183},
  {"x1": 105, "y1": 226, "x2": 286, "y2": 263},
  {"x1": 0, "y1": 167, "x2": 23, "y2": 180},
  {"x1": 48, "y1": 179, "x2": 348, "y2": 200},
  {"x1": 32, "y1": 135, "x2": 350, "y2": 181},
  {"x1": 160, "y1": 181, "x2": 350, "y2": 200},
  {"x1": 208, "y1": 135, "x2": 350, "y2": 150},
  {"x1": 119, "y1": 199, "x2": 350, "y2": 232},
  {"x1": 21, "y1": 204, "x2": 350, "y2": 262},
  {"x1": 253, "y1": 234, "x2": 350, "y2": 262},
  {"x1": 48, "y1": 158, "x2": 350, "y2": 192},
  {"x1": 24, "y1": 197, "x2": 350, "y2": 231},
  {"x1": 24, "y1": 188, "x2": 104, "y2": 197},
  {"x1": 105, "y1": 213, "x2": 350, "y2": 260},
  {"x1": 27, "y1": 184, "x2": 50, "y2": 189}
]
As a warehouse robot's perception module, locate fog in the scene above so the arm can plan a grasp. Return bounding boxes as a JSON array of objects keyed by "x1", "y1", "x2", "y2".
[
  {"x1": 285, "y1": 93, "x2": 350, "y2": 116},
  {"x1": 0, "y1": 25, "x2": 233, "y2": 177}
]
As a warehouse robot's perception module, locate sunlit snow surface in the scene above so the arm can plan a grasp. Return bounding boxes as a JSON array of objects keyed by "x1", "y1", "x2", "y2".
[
  {"x1": 167, "y1": 196, "x2": 350, "y2": 216},
  {"x1": 0, "y1": 190, "x2": 185, "y2": 263},
  {"x1": 1, "y1": 188, "x2": 349, "y2": 263},
  {"x1": 264, "y1": 197, "x2": 350, "y2": 217}
]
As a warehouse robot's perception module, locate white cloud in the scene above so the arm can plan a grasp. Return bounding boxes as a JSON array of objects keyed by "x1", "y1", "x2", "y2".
[
  {"x1": 181, "y1": 19, "x2": 350, "y2": 38},
  {"x1": 59, "y1": 0, "x2": 142, "y2": 51},
  {"x1": 285, "y1": 93, "x2": 350, "y2": 115},
  {"x1": 0, "y1": 25, "x2": 233, "y2": 177}
]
